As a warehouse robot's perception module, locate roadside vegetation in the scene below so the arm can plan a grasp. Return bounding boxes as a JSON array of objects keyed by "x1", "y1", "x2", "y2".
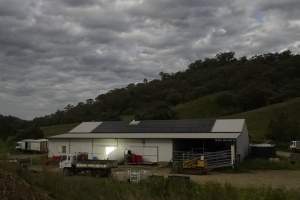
[
  {"x1": 1, "y1": 161, "x2": 300, "y2": 200},
  {"x1": 0, "y1": 139, "x2": 15, "y2": 159}
]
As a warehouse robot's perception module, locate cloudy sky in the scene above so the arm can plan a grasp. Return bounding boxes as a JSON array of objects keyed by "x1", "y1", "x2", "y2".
[{"x1": 0, "y1": 0, "x2": 300, "y2": 120}]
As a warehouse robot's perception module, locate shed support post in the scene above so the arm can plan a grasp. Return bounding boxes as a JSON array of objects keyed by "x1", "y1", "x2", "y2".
[
  {"x1": 230, "y1": 144, "x2": 235, "y2": 168},
  {"x1": 92, "y1": 138, "x2": 94, "y2": 155}
]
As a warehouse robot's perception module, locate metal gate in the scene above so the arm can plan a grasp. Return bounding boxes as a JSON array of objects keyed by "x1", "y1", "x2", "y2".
[{"x1": 173, "y1": 149, "x2": 232, "y2": 170}]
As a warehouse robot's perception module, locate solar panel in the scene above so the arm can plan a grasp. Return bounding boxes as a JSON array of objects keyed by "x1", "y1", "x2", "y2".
[{"x1": 91, "y1": 119, "x2": 216, "y2": 133}]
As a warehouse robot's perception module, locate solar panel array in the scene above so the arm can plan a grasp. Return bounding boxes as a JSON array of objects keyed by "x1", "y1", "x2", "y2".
[{"x1": 90, "y1": 119, "x2": 216, "y2": 133}]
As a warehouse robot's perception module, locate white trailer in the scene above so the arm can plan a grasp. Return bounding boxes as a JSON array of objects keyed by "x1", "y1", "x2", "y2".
[{"x1": 16, "y1": 139, "x2": 48, "y2": 153}]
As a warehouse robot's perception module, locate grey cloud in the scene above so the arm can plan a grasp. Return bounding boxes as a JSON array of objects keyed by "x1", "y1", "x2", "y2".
[
  {"x1": 0, "y1": 0, "x2": 299, "y2": 119},
  {"x1": 58, "y1": 0, "x2": 99, "y2": 7}
]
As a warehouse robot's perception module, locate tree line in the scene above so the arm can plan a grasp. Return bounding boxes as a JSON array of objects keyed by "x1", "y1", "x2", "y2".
[{"x1": 33, "y1": 50, "x2": 300, "y2": 124}]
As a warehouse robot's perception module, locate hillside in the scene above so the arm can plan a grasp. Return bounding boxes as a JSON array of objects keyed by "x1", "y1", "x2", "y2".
[
  {"x1": 175, "y1": 95, "x2": 300, "y2": 141},
  {"x1": 41, "y1": 123, "x2": 79, "y2": 137},
  {"x1": 1, "y1": 51, "x2": 300, "y2": 142},
  {"x1": 41, "y1": 98, "x2": 300, "y2": 141},
  {"x1": 229, "y1": 97, "x2": 300, "y2": 141},
  {"x1": 174, "y1": 92, "x2": 238, "y2": 119},
  {"x1": 33, "y1": 51, "x2": 300, "y2": 127}
]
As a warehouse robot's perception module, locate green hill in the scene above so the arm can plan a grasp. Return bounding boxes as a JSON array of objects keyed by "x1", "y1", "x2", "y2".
[
  {"x1": 4, "y1": 51, "x2": 299, "y2": 142},
  {"x1": 41, "y1": 98, "x2": 300, "y2": 141},
  {"x1": 176, "y1": 96, "x2": 300, "y2": 141},
  {"x1": 41, "y1": 123, "x2": 79, "y2": 137},
  {"x1": 228, "y1": 97, "x2": 300, "y2": 141},
  {"x1": 174, "y1": 92, "x2": 239, "y2": 119},
  {"x1": 33, "y1": 51, "x2": 300, "y2": 126}
]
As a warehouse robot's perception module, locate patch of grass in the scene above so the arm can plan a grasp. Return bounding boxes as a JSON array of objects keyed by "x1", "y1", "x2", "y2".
[
  {"x1": 41, "y1": 123, "x2": 79, "y2": 137},
  {"x1": 0, "y1": 140, "x2": 9, "y2": 153},
  {"x1": 29, "y1": 155, "x2": 48, "y2": 166},
  {"x1": 175, "y1": 92, "x2": 237, "y2": 119},
  {"x1": 0, "y1": 139, "x2": 15, "y2": 158},
  {"x1": 228, "y1": 97, "x2": 300, "y2": 141}
]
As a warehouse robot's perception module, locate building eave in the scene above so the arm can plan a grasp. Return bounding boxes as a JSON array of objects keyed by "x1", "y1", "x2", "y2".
[{"x1": 48, "y1": 132, "x2": 241, "y2": 139}]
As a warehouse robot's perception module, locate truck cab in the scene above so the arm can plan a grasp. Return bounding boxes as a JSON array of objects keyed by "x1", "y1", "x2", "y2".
[
  {"x1": 59, "y1": 154, "x2": 74, "y2": 169},
  {"x1": 15, "y1": 141, "x2": 22, "y2": 150},
  {"x1": 290, "y1": 141, "x2": 300, "y2": 152}
]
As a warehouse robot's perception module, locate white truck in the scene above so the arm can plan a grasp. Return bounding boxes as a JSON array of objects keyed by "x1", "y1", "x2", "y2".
[
  {"x1": 59, "y1": 153, "x2": 118, "y2": 177},
  {"x1": 290, "y1": 141, "x2": 300, "y2": 152}
]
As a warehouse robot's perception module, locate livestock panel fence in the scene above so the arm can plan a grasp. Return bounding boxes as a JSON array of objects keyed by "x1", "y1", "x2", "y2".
[{"x1": 173, "y1": 149, "x2": 233, "y2": 171}]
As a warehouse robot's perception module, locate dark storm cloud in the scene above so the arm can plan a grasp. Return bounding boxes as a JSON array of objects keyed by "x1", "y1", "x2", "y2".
[{"x1": 0, "y1": 0, "x2": 299, "y2": 119}]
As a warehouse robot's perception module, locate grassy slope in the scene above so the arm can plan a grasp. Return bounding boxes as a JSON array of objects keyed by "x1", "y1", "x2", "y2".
[
  {"x1": 41, "y1": 98, "x2": 300, "y2": 141},
  {"x1": 175, "y1": 94, "x2": 300, "y2": 141},
  {"x1": 175, "y1": 92, "x2": 237, "y2": 119},
  {"x1": 42, "y1": 95, "x2": 232, "y2": 137},
  {"x1": 41, "y1": 123, "x2": 79, "y2": 137},
  {"x1": 228, "y1": 97, "x2": 300, "y2": 141}
]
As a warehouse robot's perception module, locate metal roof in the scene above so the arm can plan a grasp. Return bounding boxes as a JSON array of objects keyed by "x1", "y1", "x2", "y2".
[
  {"x1": 70, "y1": 122, "x2": 102, "y2": 133},
  {"x1": 49, "y1": 132, "x2": 241, "y2": 139},
  {"x1": 20, "y1": 139, "x2": 48, "y2": 142},
  {"x1": 48, "y1": 119, "x2": 246, "y2": 139},
  {"x1": 211, "y1": 119, "x2": 245, "y2": 133}
]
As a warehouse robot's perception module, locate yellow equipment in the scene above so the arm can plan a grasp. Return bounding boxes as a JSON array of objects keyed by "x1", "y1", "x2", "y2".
[{"x1": 183, "y1": 156, "x2": 207, "y2": 169}]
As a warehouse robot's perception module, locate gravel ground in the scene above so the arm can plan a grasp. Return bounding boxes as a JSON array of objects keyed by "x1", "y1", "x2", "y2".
[
  {"x1": 113, "y1": 166, "x2": 300, "y2": 189},
  {"x1": 189, "y1": 170, "x2": 300, "y2": 189}
]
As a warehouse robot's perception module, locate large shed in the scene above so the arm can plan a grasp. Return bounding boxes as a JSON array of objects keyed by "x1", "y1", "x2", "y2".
[{"x1": 48, "y1": 119, "x2": 249, "y2": 165}]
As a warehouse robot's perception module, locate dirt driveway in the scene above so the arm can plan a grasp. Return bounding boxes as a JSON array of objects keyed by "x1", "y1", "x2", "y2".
[{"x1": 113, "y1": 166, "x2": 300, "y2": 189}]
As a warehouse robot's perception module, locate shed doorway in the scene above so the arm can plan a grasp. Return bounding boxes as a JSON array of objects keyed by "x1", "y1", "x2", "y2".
[
  {"x1": 173, "y1": 139, "x2": 233, "y2": 153},
  {"x1": 173, "y1": 139, "x2": 235, "y2": 169}
]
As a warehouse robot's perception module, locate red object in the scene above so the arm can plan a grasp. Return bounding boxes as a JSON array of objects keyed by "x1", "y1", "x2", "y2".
[
  {"x1": 77, "y1": 153, "x2": 88, "y2": 161},
  {"x1": 52, "y1": 155, "x2": 61, "y2": 161},
  {"x1": 130, "y1": 154, "x2": 143, "y2": 164}
]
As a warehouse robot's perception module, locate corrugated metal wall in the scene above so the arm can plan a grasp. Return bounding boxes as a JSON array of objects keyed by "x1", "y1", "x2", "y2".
[
  {"x1": 48, "y1": 138, "x2": 173, "y2": 162},
  {"x1": 236, "y1": 124, "x2": 249, "y2": 161}
]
